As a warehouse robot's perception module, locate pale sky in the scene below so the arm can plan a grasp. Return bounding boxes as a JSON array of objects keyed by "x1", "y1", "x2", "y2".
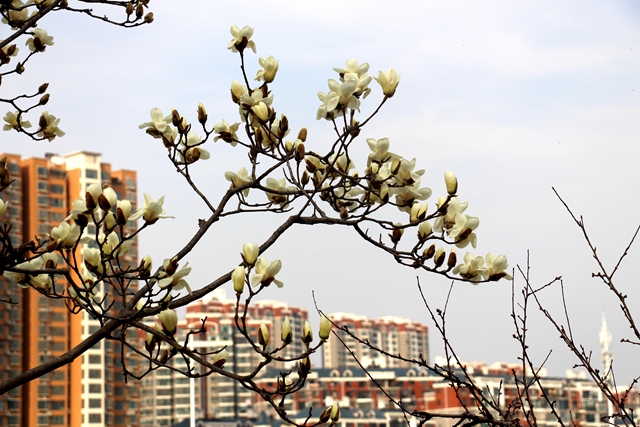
[{"x1": 2, "y1": 1, "x2": 639, "y2": 383}]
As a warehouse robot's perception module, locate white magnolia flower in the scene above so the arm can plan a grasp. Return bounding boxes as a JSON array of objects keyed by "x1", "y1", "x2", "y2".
[
  {"x1": 158, "y1": 310, "x2": 178, "y2": 334},
  {"x1": 3, "y1": 111, "x2": 31, "y2": 131},
  {"x1": 139, "y1": 108, "x2": 174, "y2": 139},
  {"x1": 37, "y1": 111, "x2": 65, "y2": 141},
  {"x1": 316, "y1": 90, "x2": 341, "y2": 120},
  {"x1": 242, "y1": 242, "x2": 259, "y2": 266},
  {"x1": 230, "y1": 80, "x2": 248, "y2": 102},
  {"x1": 255, "y1": 55, "x2": 279, "y2": 83},
  {"x1": 26, "y1": 28, "x2": 54, "y2": 52},
  {"x1": 158, "y1": 260, "x2": 192, "y2": 294},
  {"x1": 251, "y1": 257, "x2": 283, "y2": 288},
  {"x1": 129, "y1": 194, "x2": 174, "y2": 224},
  {"x1": 374, "y1": 68, "x2": 400, "y2": 97},
  {"x1": 0, "y1": 41, "x2": 19, "y2": 59},
  {"x1": 327, "y1": 78, "x2": 360, "y2": 111},
  {"x1": 366, "y1": 138, "x2": 396, "y2": 166},
  {"x1": 453, "y1": 252, "x2": 485, "y2": 282},
  {"x1": 83, "y1": 247, "x2": 103, "y2": 275},
  {"x1": 447, "y1": 213, "x2": 479, "y2": 249},
  {"x1": 228, "y1": 25, "x2": 256, "y2": 53},
  {"x1": 265, "y1": 178, "x2": 291, "y2": 208},
  {"x1": 483, "y1": 253, "x2": 513, "y2": 281},
  {"x1": 224, "y1": 167, "x2": 252, "y2": 196},
  {"x1": 333, "y1": 58, "x2": 369, "y2": 78},
  {"x1": 182, "y1": 132, "x2": 210, "y2": 164},
  {"x1": 51, "y1": 221, "x2": 90, "y2": 249},
  {"x1": 213, "y1": 119, "x2": 240, "y2": 145}
]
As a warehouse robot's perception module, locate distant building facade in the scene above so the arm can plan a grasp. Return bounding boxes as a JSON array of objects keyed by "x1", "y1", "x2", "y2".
[
  {"x1": 323, "y1": 313, "x2": 429, "y2": 370},
  {"x1": 140, "y1": 289, "x2": 309, "y2": 426},
  {"x1": 0, "y1": 152, "x2": 139, "y2": 427}
]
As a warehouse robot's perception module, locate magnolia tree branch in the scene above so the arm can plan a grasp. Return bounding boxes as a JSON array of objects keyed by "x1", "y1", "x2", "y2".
[{"x1": 0, "y1": 21, "x2": 515, "y2": 427}]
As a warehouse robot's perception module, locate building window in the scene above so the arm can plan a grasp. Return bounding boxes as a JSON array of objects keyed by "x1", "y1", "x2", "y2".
[
  {"x1": 49, "y1": 198, "x2": 64, "y2": 208},
  {"x1": 88, "y1": 399, "x2": 101, "y2": 408},
  {"x1": 50, "y1": 184, "x2": 64, "y2": 194},
  {"x1": 101, "y1": 171, "x2": 110, "y2": 181},
  {"x1": 37, "y1": 166, "x2": 48, "y2": 177},
  {"x1": 50, "y1": 169, "x2": 66, "y2": 179},
  {"x1": 37, "y1": 196, "x2": 48, "y2": 206},
  {"x1": 38, "y1": 224, "x2": 50, "y2": 235},
  {"x1": 88, "y1": 384, "x2": 101, "y2": 393},
  {"x1": 126, "y1": 177, "x2": 135, "y2": 188},
  {"x1": 88, "y1": 354, "x2": 101, "y2": 364},
  {"x1": 37, "y1": 182, "x2": 48, "y2": 192},
  {"x1": 88, "y1": 414, "x2": 101, "y2": 423},
  {"x1": 50, "y1": 212, "x2": 65, "y2": 222},
  {"x1": 38, "y1": 210, "x2": 48, "y2": 220},
  {"x1": 8, "y1": 162, "x2": 19, "y2": 174},
  {"x1": 85, "y1": 169, "x2": 98, "y2": 179},
  {"x1": 88, "y1": 369, "x2": 101, "y2": 379},
  {"x1": 50, "y1": 416, "x2": 64, "y2": 425}
]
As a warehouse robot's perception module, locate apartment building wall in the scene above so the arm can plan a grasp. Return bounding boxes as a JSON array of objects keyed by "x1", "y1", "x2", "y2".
[
  {"x1": 0, "y1": 154, "x2": 24, "y2": 427},
  {"x1": 0, "y1": 152, "x2": 140, "y2": 427},
  {"x1": 323, "y1": 313, "x2": 429, "y2": 371},
  {"x1": 141, "y1": 289, "x2": 310, "y2": 426}
]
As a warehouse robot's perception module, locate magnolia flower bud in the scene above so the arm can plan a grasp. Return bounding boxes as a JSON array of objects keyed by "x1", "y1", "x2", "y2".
[
  {"x1": 423, "y1": 244, "x2": 436, "y2": 260},
  {"x1": 444, "y1": 171, "x2": 458, "y2": 195},
  {"x1": 158, "y1": 310, "x2": 178, "y2": 335},
  {"x1": 447, "y1": 250, "x2": 457, "y2": 271},
  {"x1": 300, "y1": 320, "x2": 313, "y2": 344},
  {"x1": 390, "y1": 223, "x2": 404, "y2": 245},
  {"x1": 213, "y1": 348, "x2": 229, "y2": 368},
  {"x1": 135, "y1": 3, "x2": 143, "y2": 18},
  {"x1": 330, "y1": 403, "x2": 340, "y2": 423},
  {"x1": 374, "y1": 68, "x2": 400, "y2": 98},
  {"x1": 418, "y1": 220, "x2": 432, "y2": 240},
  {"x1": 390, "y1": 158, "x2": 401, "y2": 175},
  {"x1": 145, "y1": 332, "x2": 156, "y2": 353},
  {"x1": 38, "y1": 83, "x2": 49, "y2": 94},
  {"x1": 125, "y1": 2, "x2": 134, "y2": 16},
  {"x1": 242, "y1": 243, "x2": 259, "y2": 266},
  {"x1": 144, "y1": 12, "x2": 154, "y2": 23},
  {"x1": 297, "y1": 127, "x2": 307, "y2": 142},
  {"x1": 295, "y1": 141, "x2": 306, "y2": 162},
  {"x1": 98, "y1": 186, "x2": 117, "y2": 210},
  {"x1": 258, "y1": 323, "x2": 270, "y2": 349},
  {"x1": 85, "y1": 183, "x2": 101, "y2": 211},
  {"x1": 116, "y1": 200, "x2": 132, "y2": 226},
  {"x1": 434, "y1": 247, "x2": 446, "y2": 268},
  {"x1": 164, "y1": 257, "x2": 179, "y2": 276},
  {"x1": 320, "y1": 404, "x2": 340, "y2": 424},
  {"x1": 197, "y1": 102, "x2": 207, "y2": 124},
  {"x1": 281, "y1": 316, "x2": 292, "y2": 345},
  {"x1": 232, "y1": 266, "x2": 245, "y2": 295},
  {"x1": 410, "y1": 202, "x2": 428, "y2": 223},
  {"x1": 139, "y1": 255, "x2": 152, "y2": 277},
  {"x1": 39, "y1": 93, "x2": 50, "y2": 106},
  {"x1": 319, "y1": 314, "x2": 332, "y2": 340},
  {"x1": 103, "y1": 211, "x2": 116, "y2": 232},
  {"x1": 298, "y1": 357, "x2": 311, "y2": 377}
]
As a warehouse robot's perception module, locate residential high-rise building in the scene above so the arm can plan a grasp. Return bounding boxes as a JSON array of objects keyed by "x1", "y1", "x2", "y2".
[
  {"x1": 323, "y1": 313, "x2": 429, "y2": 370},
  {"x1": 0, "y1": 151, "x2": 140, "y2": 427},
  {"x1": 140, "y1": 288, "x2": 309, "y2": 426}
]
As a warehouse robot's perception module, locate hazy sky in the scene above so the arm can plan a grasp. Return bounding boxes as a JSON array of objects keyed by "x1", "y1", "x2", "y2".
[{"x1": 3, "y1": 1, "x2": 639, "y2": 383}]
